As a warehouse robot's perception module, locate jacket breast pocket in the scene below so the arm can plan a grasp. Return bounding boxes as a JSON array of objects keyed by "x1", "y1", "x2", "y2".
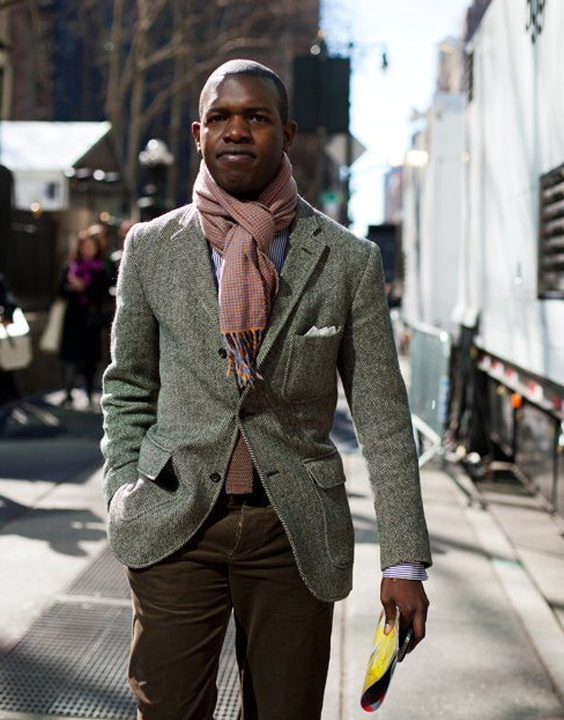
[{"x1": 282, "y1": 330, "x2": 342, "y2": 403}]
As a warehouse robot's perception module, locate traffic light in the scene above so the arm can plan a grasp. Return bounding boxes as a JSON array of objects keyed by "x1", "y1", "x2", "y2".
[{"x1": 292, "y1": 56, "x2": 350, "y2": 134}]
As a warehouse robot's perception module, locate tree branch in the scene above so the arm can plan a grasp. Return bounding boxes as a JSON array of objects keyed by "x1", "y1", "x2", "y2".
[
  {"x1": 0, "y1": 0, "x2": 32, "y2": 11},
  {"x1": 139, "y1": 37, "x2": 274, "y2": 129}
]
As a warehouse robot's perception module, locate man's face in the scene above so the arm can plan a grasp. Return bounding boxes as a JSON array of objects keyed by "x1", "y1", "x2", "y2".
[{"x1": 192, "y1": 74, "x2": 296, "y2": 199}]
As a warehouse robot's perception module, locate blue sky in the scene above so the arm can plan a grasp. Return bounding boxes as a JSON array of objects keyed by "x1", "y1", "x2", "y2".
[{"x1": 322, "y1": 0, "x2": 472, "y2": 234}]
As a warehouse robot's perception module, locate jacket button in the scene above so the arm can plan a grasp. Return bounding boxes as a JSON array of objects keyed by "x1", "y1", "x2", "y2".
[
  {"x1": 218, "y1": 348, "x2": 227, "y2": 359},
  {"x1": 209, "y1": 472, "x2": 221, "y2": 483}
]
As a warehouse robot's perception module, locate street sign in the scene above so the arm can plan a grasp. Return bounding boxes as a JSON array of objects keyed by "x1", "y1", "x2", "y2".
[{"x1": 325, "y1": 133, "x2": 367, "y2": 167}]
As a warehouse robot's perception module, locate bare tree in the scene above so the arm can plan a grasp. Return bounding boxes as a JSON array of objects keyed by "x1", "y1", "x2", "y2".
[
  {"x1": 0, "y1": 0, "x2": 32, "y2": 12},
  {"x1": 102, "y1": 0, "x2": 319, "y2": 206},
  {"x1": 6, "y1": 0, "x2": 55, "y2": 120},
  {"x1": 166, "y1": 0, "x2": 186, "y2": 202}
]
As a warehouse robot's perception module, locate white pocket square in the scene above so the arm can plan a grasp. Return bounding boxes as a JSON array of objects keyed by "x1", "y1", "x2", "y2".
[{"x1": 304, "y1": 325, "x2": 339, "y2": 337}]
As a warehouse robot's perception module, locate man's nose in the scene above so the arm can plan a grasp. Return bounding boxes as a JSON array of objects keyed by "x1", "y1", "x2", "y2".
[{"x1": 223, "y1": 115, "x2": 251, "y2": 142}]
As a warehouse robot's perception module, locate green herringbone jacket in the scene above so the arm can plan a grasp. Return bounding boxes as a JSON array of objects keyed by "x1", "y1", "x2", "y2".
[{"x1": 101, "y1": 197, "x2": 431, "y2": 601}]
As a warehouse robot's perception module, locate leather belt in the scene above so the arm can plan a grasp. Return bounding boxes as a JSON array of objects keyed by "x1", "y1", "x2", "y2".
[{"x1": 220, "y1": 474, "x2": 271, "y2": 508}]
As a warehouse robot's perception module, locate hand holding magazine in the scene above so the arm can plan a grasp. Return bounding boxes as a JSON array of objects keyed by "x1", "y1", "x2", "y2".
[{"x1": 361, "y1": 608, "x2": 412, "y2": 712}]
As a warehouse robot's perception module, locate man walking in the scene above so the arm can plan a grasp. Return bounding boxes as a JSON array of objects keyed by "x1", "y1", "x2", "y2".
[{"x1": 101, "y1": 59, "x2": 431, "y2": 720}]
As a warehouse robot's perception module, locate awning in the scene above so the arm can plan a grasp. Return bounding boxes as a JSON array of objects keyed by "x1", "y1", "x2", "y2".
[{"x1": 0, "y1": 121, "x2": 118, "y2": 211}]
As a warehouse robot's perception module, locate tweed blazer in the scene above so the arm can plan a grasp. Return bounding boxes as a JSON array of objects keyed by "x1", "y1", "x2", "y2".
[{"x1": 101, "y1": 197, "x2": 431, "y2": 602}]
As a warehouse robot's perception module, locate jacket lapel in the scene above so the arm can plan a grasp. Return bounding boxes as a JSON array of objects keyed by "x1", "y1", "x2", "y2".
[
  {"x1": 173, "y1": 205, "x2": 220, "y2": 327},
  {"x1": 257, "y1": 199, "x2": 327, "y2": 369},
  {"x1": 171, "y1": 200, "x2": 327, "y2": 390},
  {"x1": 173, "y1": 206, "x2": 241, "y2": 398}
]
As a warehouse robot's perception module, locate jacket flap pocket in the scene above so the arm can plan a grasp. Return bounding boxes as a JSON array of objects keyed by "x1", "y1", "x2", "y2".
[
  {"x1": 138, "y1": 433, "x2": 173, "y2": 480},
  {"x1": 304, "y1": 452, "x2": 346, "y2": 489}
]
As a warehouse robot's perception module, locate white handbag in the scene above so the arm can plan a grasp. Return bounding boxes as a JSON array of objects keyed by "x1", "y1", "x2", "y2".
[
  {"x1": 0, "y1": 307, "x2": 33, "y2": 371},
  {"x1": 39, "y1": 298, "x2": 67, "y2": 353}
]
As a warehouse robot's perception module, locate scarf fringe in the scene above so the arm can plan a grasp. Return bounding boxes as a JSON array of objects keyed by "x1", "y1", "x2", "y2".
[{"x1": 224, "y1": 329, "x2": 265, "y2": 388}]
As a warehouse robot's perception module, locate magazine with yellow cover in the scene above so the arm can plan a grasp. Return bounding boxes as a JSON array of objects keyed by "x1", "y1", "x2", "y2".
[{"x1": 360, "y1": 609, "x2": 400, "y2": 712}]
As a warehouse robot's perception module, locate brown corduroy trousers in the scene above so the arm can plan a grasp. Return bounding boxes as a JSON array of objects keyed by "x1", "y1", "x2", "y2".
[{"x1": 126, "y1": 490, "x2": 334, "y2": 720}]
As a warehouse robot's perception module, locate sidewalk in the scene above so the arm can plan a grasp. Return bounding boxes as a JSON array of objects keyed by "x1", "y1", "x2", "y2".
[
  {"x1": 1, "y1": 395, "x2": 564, "y2": 719},
  {"x1": 324, "y1": 453, "x2": 564, "y2": 720}
]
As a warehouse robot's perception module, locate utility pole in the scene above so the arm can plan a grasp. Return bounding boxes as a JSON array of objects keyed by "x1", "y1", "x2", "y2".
[
  {"x1": 293, "y1": 32, "x2": 350, "y2": 214},
  {"x1": 311, "y1": 33, "x2": 329, "y2": 215},
  {"x1": 293, "y1": 32, "x2": 389, "y2": 225}
]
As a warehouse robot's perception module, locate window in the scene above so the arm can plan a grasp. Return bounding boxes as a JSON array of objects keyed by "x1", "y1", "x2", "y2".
[{"x1": 538, "y1": 162, "x2": 564, "y2": 298}]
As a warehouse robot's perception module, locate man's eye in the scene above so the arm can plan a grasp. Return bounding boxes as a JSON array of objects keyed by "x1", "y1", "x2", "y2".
[
  {"x1": 250, "y1": 114, "x2": 269, "y2": 123},
  {"x1": 206, "y1": 115, "x2": 224, "y2": 124}
]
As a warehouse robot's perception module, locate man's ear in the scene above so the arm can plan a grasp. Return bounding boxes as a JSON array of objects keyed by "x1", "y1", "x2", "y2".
[
  {"x1": 283, "y1": 121, "x2": 297, "y2": 152},
  {"x1": 191, "y1": 121, "x2": 201, "y2": 153}
]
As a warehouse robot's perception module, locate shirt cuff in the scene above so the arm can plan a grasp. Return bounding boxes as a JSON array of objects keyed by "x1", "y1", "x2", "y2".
[{"x1": 382, "y1": 562, "x2": 428, "y2": 581}]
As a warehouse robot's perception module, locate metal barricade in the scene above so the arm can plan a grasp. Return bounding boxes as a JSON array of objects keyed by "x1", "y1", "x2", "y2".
[
  {"x1": 407, "y1": 322, "x2": 485, "y2": 507},
  {"x1": 407, "y1": 323, "x2": 451, "y2": 468}
]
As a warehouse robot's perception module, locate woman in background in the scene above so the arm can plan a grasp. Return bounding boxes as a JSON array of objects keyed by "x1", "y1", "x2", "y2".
[{"x1": 59, "y1": 234, "x2": 109, "y2": 408}]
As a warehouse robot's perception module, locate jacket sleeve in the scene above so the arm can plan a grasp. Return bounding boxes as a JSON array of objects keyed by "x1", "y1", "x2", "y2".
[
  {"x1": 337, "y1": 242, "x2": 432, "y2": 570},
  {"x1": 100, "y1": 224, "x2": 160, "y2": 506}
]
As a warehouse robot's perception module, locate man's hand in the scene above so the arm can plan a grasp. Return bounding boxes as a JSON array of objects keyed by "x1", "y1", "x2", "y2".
[{"x1": 380, "y1": 577, "x2": 429, "y2": 656}]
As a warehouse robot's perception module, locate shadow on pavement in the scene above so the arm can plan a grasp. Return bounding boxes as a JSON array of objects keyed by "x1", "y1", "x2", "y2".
[
  {"x1": 0, "y1": 504, "x2": 105, "y2": 556},
  {"x1": 0, "y1": 393, "x2": 103, "y2": 484},
  {"x1": 429, "y1": 530, "x2": 492, "y2": 561}
]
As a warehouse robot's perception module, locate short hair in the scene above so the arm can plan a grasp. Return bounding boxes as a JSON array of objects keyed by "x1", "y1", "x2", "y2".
[{"x1": 199, "y1": 59, "x2": 289, "y2": 123}]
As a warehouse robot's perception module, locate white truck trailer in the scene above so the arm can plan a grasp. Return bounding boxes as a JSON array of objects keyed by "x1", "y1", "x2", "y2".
[{"x1": 402, "y1": 0, "x2": 564, "y2": 516}]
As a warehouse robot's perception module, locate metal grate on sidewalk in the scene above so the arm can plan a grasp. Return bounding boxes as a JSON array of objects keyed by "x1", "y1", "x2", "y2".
[
  {"x1": 0, "y1": 602, "x2": 134, "y2": 718},
  {"x1": 0, "y1": 546, "x2": 241, "y2": 719},
  {"x1": 66, "y1": 546, "x2": 130, "y2": 600}
]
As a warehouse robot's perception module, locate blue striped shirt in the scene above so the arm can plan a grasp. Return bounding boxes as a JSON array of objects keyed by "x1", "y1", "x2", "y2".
[
  {"x1": 209, "y1": 229, "x2": 427, "y2": 582},
  {"x1": 210, "y1": 228, "x2": 289, "y2": 280}
]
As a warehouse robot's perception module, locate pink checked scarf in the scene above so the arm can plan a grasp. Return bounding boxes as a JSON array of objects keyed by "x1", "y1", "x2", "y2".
[{"x1": 193, "y1": 154, "x2": 297, "y2": 388}]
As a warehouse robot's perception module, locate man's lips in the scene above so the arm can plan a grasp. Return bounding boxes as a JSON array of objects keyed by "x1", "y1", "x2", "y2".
[{"x1": 217, "y1": 149, "x2": 256, "y2": 160}]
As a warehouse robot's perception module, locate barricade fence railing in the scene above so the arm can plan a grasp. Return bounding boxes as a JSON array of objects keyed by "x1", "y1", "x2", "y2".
[
  {"x1": 407, "y1": 322, "x2": 451, "y2": 467},
  {"x1": 405, "y1": 321, "x2": 486, "y2": 507}
]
